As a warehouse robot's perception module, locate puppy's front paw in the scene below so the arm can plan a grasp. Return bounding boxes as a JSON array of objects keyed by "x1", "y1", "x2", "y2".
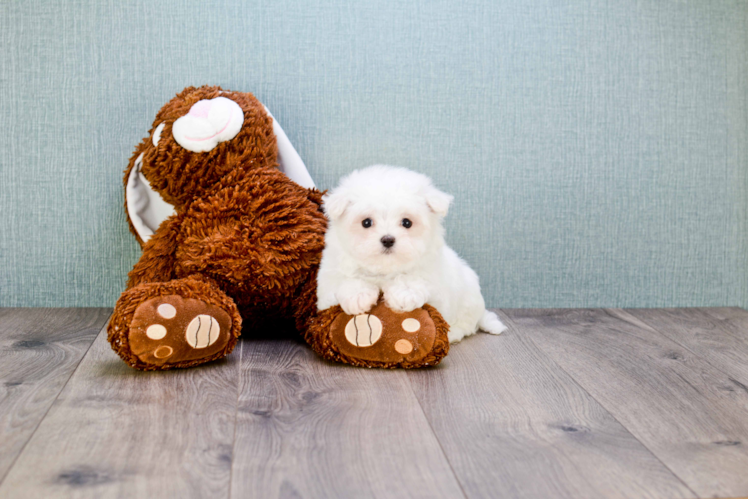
[
  {"x1": 337, "y1": 286, "x2": 379, "y2": 315},
  {"x1": 384, "y1": 284, "x2": 429, "y2": 313}
]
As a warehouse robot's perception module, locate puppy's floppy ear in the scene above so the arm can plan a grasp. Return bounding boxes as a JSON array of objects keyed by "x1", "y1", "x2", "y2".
[
  {"x1": 323, "y1": 190, "x2": 352, "y2": 220},
  {"x1": 424, "y1": 186, "x2": 453, "y2": 217}
]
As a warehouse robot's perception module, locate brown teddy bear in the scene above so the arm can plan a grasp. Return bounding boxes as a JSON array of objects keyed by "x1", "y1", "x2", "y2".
[{"x1": 108, "y1": 85, "x2": 450, "y2": 370}]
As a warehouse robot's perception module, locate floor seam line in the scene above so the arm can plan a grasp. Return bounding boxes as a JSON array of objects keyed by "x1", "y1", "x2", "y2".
[
  {"x1": 404, "y1": 371, "x2": 469, "y2": 499},
  {"x1": 227, "y1": 338, "x2": 243, "y2": 499}
]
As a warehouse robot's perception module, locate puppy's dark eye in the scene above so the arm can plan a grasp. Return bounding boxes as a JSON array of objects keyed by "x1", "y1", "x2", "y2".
[
  {"x1": 402, "y1": 218, "x2": 412, "y2": 229},
  {"x1": 362, "y1": 218, "x2": 372, "y2": 228}
]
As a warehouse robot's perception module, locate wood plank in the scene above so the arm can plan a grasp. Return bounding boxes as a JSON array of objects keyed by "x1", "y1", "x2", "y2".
[
  {"x1": 0, "y1": 308, "x2": 110, "y2": 484},
  {"x1": 230, "y1": 338, "x2": 464, "y2": 498},
  {"x1": 700, "y1": 306, "x2": 748, "y2": 323},
  {"x1": 626, "y1": 308, "x2": 748, "y2": 386},
  {"x1": 407, "y1": 312, "x2": 694, "y2": 499},
  {"x1": 0, "y1": 322, "x2": 240, "y2": 498},
  {"x1": 505, "y1": 308, "x2": 748, "y2": 499}
]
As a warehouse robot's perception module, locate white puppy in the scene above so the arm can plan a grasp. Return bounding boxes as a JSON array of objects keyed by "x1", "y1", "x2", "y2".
[{"x1": 317, "y1": 165, "x2": 507, "y2": 342}]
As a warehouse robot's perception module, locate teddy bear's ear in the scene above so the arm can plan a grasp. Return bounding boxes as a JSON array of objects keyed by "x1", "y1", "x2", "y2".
[
  {"x1": 264, "y1": 107, "x2": 316, "y2": 189},
  {"x1": 126, "y1": 152, "x2": 176, "y2": 242},
  {"x1": 322, "y1": 190, "x2": 352, "y2": 220},
  {"x1": 424, "y1": 186, "x2": 453, "y2": 217}
]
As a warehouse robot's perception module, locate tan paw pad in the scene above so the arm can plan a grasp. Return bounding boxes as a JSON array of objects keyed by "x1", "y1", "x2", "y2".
[
  {"x1": 146, "y1": 324, "x2": 167, "y2": 340},
  {"x1": 394, "y1": 339, "x2": 413, "y2": 354},
  {"x1": 154, "y1": 345, "x2": 173, "y2": 359},
  {"x1": 185, "y1": 314, "x2": 221, "y2": 349},
  {"x1": 401, "y1": 318, "x2": 421, "y2": 332},
  {"x1": 344, "y1": 314, "x2": 383, "y2": 347},
  {"x1": 157, "y1": 303, "x2": 177, "y2": 319}
]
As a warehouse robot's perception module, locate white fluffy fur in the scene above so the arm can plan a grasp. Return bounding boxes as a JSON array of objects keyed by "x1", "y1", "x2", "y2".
[{"x1": 317, "y1": 165, "x2": 507, "y2": 343}]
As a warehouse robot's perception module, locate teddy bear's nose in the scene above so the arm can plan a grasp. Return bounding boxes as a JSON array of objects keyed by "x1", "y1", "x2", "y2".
[
  {"x1": 381, "y1": 235, "x2": 396, "y2": 248},
  {"x1": 188, "y1": 99, "x2": 212, "y2": 119}
]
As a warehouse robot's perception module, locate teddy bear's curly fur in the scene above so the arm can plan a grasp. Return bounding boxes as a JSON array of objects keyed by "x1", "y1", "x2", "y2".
[{"x1": 108, "y1": 86, "x2": 449, "y2": 370}]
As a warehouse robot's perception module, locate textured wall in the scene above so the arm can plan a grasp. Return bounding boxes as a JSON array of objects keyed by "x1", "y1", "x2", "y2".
[{"x1": 1, "y1": 0, "x2": 746, "y2": 308}]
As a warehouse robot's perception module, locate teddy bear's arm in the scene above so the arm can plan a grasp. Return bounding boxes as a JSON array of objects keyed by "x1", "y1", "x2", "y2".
[{"x1": 126, "y1": 214, "x2": 183, "y2": 289}]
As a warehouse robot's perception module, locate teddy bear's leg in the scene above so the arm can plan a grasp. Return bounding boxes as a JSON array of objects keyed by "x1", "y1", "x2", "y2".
[
  {"x1": 108, "y1": 275, "x2": 242, "y2": 370},
  {"x1": 294, "y1": 279, "x2": 450, "y2": 369}
]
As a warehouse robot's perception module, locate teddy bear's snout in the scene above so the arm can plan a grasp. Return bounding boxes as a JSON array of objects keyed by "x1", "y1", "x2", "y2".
[{"x1": 172, "y1": 96, "x2": 244, "y2": 153}]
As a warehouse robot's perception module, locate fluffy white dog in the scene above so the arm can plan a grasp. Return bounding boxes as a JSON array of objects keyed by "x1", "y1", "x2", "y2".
[{"x1": 316, "y1": 165, "x2": 507, "y2": 343}]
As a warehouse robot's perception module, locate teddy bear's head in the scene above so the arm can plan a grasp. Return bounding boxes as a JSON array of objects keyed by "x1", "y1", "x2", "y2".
[
  {"x1": 125, "y1": 86, "x2": 276, "y2": 209},
  {"x1": 124, "y1": 85, "x2": 315, "y2": 245}
]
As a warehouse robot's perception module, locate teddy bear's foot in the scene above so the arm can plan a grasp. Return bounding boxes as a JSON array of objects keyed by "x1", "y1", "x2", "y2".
[
  {"x1": 308, "y1": 299, "x2": 450, "y2": 369},
  {"x1": 127, "y1": 295, "x2": 234, "y2": 366},
  {"x1": 108, "y1": 276, "x2": 242, "y2": 370}
]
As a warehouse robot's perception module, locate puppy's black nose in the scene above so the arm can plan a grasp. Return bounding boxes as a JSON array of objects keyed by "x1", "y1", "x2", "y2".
[{"x1": 381, "y1": 235, "x2": 396, "y2": 248}]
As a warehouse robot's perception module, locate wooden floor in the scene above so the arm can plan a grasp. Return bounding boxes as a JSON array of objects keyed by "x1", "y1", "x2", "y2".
[{"x1": 1, "y1": 308, "x2": 747, "y2": 498}]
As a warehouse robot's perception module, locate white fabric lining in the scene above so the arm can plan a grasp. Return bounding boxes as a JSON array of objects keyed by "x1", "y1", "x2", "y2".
[
  {"x1": 126, "y1": 153, "x2": 177, "y2": 241},
  {"x1": 264, "y1": 107, "x2": 316, "y2": 190},
  {"x1": 152, "y1": 122, "x2": 165, "y2": 147}
]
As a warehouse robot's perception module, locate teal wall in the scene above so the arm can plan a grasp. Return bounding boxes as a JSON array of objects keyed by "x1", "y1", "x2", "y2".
[{"x1": 1, "y1": 0, "x2": 746, "y2": 308}]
